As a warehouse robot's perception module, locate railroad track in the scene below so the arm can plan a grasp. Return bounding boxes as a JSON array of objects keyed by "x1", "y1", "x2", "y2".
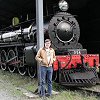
[
  {"x1": 76, "y1": 86, "x2": 100, "y2": 96},
  {"x1": 58, "y1": 81, "x2": 100, "y2": 97}
]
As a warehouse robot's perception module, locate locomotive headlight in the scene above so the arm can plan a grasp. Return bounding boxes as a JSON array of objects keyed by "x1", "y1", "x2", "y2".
[{"x1": 59, "y1": 0, "x2": 69, "y2": 11}]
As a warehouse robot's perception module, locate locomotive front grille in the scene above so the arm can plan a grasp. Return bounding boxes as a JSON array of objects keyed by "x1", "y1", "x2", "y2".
[{"x1": 59, "y1": 67, "x2": 99, "y2": 86}]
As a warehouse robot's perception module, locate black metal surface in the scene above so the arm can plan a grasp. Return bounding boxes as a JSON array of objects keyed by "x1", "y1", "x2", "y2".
[
  {"x1": 56, "y1": 21, "x2": 73, "y2": 42},
  {"x1": 59, "y1": 67, "x2": 99, "y2": 86},
  {"x1": 48, "y1": 12, "x2": 80, "y2": 49},
  {"x1": 24, "y1": 46, "x2": 36, "y2": 66},
  {"x1": 7, "y1": 49, "x2": 16, "y2": 73},
  {"x1": 27, "y1": 66, "x2": 37, "y2": 78},
  {"x1": 67, "y1": 49, "x2": 87, "y2": 55},
  {"x1": 0, "y1": 50, "x2": 7, "y2": 71}
]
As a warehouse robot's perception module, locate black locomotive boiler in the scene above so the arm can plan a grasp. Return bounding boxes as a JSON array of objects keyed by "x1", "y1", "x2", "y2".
[{"x1": 0, "y1": 0, "x2": 99, "y2": 86}]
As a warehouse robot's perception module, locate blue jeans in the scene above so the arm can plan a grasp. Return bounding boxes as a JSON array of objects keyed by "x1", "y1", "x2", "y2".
[{"x1": 38, "y1": 66, "x2": 53, "y2": 97}]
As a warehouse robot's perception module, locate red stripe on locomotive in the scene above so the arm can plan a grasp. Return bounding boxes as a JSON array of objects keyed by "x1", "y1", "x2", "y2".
[{"x1": 53, "y1": 54, "x2": 99, "y2": 71}]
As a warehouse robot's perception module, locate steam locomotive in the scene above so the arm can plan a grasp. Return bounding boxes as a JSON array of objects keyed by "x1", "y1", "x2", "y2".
[{"x1": 0, "y1": 0, "x2": 99, "y2": 86}]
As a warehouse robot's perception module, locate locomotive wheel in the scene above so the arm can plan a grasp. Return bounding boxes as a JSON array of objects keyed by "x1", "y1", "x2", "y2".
[
  {"x1": 8, "y1": 50, "x2": 16, "y2": 73},
  {"x1": 52, "y1": 71, "x2": 58, "y2": 82},
  {"x1": 0, "y1": 50, "x2": 7, "y2": 71},
  {"x1": 18, "y1": 57, "x2": 27, "y2": 76},
  {"x1": 18, "y1": 66, "x2": 27, "y2": 76},
  {"x1": 28, "y1": 66, "x2": 36, "y2": 78}
]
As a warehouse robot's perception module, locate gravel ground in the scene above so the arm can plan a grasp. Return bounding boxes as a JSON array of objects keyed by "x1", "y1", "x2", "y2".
[
  {"x1": 0, "y1": 89, "x2": 19, "y2": 100},
  {"x1": 0, "y1": 80, "x2": 25, "y2": 100},
  {"x1": 0, "y1": 70, "x2": 40, "y2": 100}
]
